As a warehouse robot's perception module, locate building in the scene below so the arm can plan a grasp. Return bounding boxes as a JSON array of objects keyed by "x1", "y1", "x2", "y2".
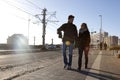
[
  {"x1": 91, "y1": 31, "x2": 119, "y2": 49},
  {"x1": 7, "y1": 34, "x2": 28, "y2": 49},
  {"x1": 103, "y1": 32, "x2": 108, "y2": 38},
  {"x1": 118, "y1": 39, "x2": 120, "y2": 45},
  {"x1": 109, "y1": 36, "x2": 118, "y2": 46},
  {"x1": 90, "y1": 33, "x2": 100, "y2": 48}
]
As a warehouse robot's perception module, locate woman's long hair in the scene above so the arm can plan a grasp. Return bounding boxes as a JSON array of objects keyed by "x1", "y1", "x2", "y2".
[{"x1": 81, "y1": 23, "x2": 89, "y2": 31}]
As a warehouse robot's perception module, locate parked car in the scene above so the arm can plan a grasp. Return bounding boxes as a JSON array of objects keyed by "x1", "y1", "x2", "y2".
[{"x1": 45, "y1": 44, "x2": 56, "y2": 49}]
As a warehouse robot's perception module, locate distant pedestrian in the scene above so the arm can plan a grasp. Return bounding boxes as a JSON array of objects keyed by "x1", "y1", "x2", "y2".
[
  {"x1": 77, "y1": 23, "x2": 91, "y2": 71},
  {"x1": 100, "y1": 42, "x2": 103, "y2": 50},
  {"x1": 57, "y1": 15, "x2": 78, "y2": 70},
  {"x1": 104, "y1": 42, "x2": 107, "y2": 50}
]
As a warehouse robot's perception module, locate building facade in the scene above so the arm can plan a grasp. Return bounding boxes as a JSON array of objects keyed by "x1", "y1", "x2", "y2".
[
  {"x1": 7, "y1": 34, "x2": 28, "y2": 49},
  {"x1": 91, "y1": 31, "x2": 119, "y2": 49}
]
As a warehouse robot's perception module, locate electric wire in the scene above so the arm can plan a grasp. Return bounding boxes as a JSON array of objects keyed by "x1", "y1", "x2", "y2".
[
  {"x1": 25, "y1": 0, "x2": 43, "y2": 10},
  {"x1": 1, "y1": 0, "x2": 34, "y2": 16}
]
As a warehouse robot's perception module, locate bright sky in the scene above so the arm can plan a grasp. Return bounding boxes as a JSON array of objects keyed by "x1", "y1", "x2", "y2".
[{"x1": 0, "y1": 0, "x2": 120, "y2": 45}]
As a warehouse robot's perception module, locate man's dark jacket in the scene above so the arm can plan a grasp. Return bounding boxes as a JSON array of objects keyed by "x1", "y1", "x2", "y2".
[{"x1": 57, "y1": 23, "x2": 78, "y2": 43}]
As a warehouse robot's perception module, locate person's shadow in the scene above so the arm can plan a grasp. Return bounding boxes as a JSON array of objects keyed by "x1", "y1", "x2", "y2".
[{"x1": 69, "y1": 68, "x2": 120, "y2": 80}]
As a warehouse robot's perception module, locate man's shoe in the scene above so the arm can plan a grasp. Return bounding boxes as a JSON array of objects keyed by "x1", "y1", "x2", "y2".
[
  {"x1": 85, "y1": 65, "x2": 88, "y2": 69},
  {"x1": 67, "y1": 66, "x2": 71, "y2": 70},
  {"x1": 77, "y1": 67, "x2": 81, "y2": 71},
  {"x1": 64, "y1": 65, "x2": 67, "y2": 69}
]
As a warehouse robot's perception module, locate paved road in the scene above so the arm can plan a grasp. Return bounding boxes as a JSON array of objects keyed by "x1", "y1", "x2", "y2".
[
  {"x1": 0, "y1": 49, "x2": 120, "y2": 80},
  {"x1": 0, "y1": 50, "x2": 61, "y2": 80}
]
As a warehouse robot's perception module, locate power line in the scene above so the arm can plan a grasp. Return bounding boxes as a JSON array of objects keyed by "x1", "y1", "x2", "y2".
[
  {"x1": 46, "y1": 22, "x2": 59, "y2": 31},
  {"x1": 11, "y1": 13, "x2": 28, "y2": 21},
  {"x1": 2, "y1": 0, "x2": 59, "y2": 46},
  {"x1": 25, "y1": 0, "x2": 43, "y2": 10},
  {"x1": 1, "y1": 0, "x2": 34, "y2": 16},
  {"x1": 1, "y1": 0, "x2": 43, "y2": 25}
]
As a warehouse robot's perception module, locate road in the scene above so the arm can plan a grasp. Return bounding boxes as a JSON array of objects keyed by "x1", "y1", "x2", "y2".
[
  {"x1": 0, "y1": 49, "x2": 120, "y2": 80},
  {"x1": 0, "y1": 50, "x2": 61, "y2": 80}
]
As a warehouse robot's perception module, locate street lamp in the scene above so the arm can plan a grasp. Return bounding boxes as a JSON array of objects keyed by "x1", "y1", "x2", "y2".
[
  {"x1": 28, "y1": 19, "x2": 31, "y2": 45},
  {"x1": 99, "y1": 15, "x2": 102, "y2": 43},
  {"x1": 99, "y1": 15, "x2": 103, "y2": 50}
]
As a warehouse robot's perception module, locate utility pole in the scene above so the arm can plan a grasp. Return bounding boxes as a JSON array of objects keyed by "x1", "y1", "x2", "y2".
[
  {"x1": 99, "y1": 15, "x2": 103, "y2": 50},
  {"x1": 42, "y1": 8, "x2": 47, "y2": 47},
  {"x1": 35, "y1": 8, "x2": 58, "y2": 49},
  {"x1": 34, "y1": 36, "x2": 35, "y2": 45},
  {"x1": 51, "y1": 38, "x2": 53, "y2": 45},
  {"x1": 99, "y1": 15, "x2": 102, "y2": 43}
]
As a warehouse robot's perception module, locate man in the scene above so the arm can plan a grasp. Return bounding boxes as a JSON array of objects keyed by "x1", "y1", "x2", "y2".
[{"x1": 57, "y1": 15, "x2": 78, "y2": 69}]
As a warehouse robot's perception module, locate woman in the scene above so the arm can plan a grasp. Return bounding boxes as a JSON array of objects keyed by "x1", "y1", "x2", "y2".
[{"x1": 77, "y1": 23, "x2": 91, "y2": 71}]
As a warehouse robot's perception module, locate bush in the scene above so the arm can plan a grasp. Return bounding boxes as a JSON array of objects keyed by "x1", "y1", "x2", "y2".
[{"x1": 109, "y1": 46, "x2": 120, "y2": 50}]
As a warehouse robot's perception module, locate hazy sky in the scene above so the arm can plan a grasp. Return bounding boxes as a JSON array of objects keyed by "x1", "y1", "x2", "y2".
[{"x1": 0, "y1": 0, "x2": 120, "y2": 45}]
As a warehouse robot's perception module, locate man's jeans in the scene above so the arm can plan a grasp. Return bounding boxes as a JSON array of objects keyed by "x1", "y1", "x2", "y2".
[{"x1": 62, "y1": 42, "x2": 74, "y2": 66}]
